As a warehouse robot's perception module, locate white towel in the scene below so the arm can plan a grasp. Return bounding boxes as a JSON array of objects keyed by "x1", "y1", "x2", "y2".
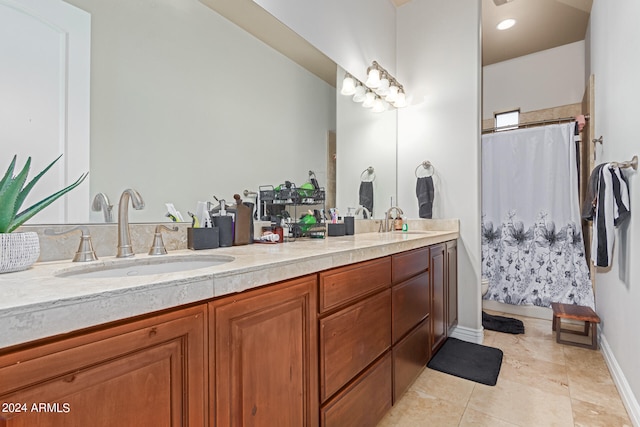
[{"x1": 591, "y1": 164, "x2": 630, "y2": 267}]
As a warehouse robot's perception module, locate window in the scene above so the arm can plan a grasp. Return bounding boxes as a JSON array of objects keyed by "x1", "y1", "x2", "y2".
[{"x1": 495, "y1": 109, "x2": 519, "y2": 131}]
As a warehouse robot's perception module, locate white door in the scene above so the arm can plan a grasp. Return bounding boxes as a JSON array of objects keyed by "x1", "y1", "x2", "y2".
[{"x1": 0, "y1": 0, "x2": 90, "y2": 224}]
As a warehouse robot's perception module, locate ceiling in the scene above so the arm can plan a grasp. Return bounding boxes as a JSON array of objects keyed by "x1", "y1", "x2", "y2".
[
  {"x1": 481, "y1": 0, "x2": 592, "y2": 65},
  {"x1": 201, "y1": 0, "x2": 592, "y2": 86}
]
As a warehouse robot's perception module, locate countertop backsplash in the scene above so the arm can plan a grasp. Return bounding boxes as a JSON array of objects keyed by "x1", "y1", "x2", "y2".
[
  {"x1": 18, "y1": 223, "x2": 192, "y2": 262},
  {"x1": 18, "y1": 218, "x2": 459, "y2": 263}
]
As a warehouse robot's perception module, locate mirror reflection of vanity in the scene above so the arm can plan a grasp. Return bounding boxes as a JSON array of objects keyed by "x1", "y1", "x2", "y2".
[{"x1": 2, "y1": 0, "x2": 398, "y2": 224}]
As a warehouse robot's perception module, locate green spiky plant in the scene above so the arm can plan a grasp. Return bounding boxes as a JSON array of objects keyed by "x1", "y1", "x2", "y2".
[{"x1": 0, "y1": 155, "x2": 88, "y2": 233}]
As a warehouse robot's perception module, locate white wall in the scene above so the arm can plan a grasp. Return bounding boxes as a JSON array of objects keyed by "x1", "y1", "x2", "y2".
[
  {"x1": 590, "y1": 0, "x2": 640, "y2": 423},
  {"x1": 253, "y1": 0, "x2": 397, "y2": 81},
  {"x1": 397, "y1": 0, "x2": 482, "y2": 336},
  {"x1": 336, "y1": 67, "x2": 397, "y2": 219},
  {"x1": 483, "y1": 41, "x2": 585, "y2": 120},
  {"x1": 64, "y1": 0, "x2": 335, "y2": 222}
]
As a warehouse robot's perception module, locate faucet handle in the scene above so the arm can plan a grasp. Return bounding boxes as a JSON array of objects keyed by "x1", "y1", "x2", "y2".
[
  {"x1": 44, "y1": 226, "x2": 98, "y2": 262},
  {"x1": 149, "y1": 225, "x2": 179, "y2": 255}
]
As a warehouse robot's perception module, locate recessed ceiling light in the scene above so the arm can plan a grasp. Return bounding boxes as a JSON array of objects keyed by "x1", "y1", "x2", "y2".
[{"x1": 496, "y1": 19, "x2": 516, "y2": 30}]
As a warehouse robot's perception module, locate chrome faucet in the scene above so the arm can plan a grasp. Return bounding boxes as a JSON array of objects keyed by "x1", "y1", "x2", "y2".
[
  {"x1": 92, "y1": 192, "x2": 114, "y2": 223},
  {"x1": 383, "y1": 206, "x2": 404, "y2": 232},
  {"x1": 117, "y1": 189, "x2": 145, "y2": 258}
]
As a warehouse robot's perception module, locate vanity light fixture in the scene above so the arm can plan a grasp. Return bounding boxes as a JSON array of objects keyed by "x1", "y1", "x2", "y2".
[{"x1": 340, "y1": 60, "x2": 407, "y2": 112}]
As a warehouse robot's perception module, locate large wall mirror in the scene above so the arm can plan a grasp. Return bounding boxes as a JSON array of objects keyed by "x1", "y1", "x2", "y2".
[{"x1": 2, "y1": 0, "x2": 398, "y2": 224}]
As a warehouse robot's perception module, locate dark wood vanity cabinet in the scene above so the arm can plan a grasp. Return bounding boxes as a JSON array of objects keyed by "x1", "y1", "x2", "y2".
[
  {"x1": 430, "y1": 240, "x2": 459, "y2": 355},
  {"x1": 0, "y1": 240, "x2": 457, "y2": 426},
  {"x1": 0, "y1": 305, "x2": 207, "y2": 426},
  {"x1": 210, "y1": 274, "x2": 318, "y2": 427},
  {"x1": 391, "y1": 248, "x2": 431, "y2": 402},
  {"x1": 318, "y1": 258, "x2": 392, "y2": 426}
]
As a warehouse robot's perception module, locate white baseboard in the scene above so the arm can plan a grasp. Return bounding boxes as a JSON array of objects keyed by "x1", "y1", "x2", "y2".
[
  {"x1": 449, "y1": 324, "x2": 484, "y2": 344},
  {"x1": 600, "y1": 330, "x2": 640, "y2": 427}
]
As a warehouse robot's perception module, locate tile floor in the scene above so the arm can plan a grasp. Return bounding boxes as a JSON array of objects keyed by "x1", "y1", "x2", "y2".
[{"x1": 378, "y1": 311, "x2": 633, "y2": 427}]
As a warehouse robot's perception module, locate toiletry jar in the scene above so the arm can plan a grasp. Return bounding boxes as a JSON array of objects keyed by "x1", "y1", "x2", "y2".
[
  {"x1": 188, "y1": 227, "x2": 219, "y2": 250},
  {"x1": 327, "y1": 223, "x2": 346, "y2": 237}
]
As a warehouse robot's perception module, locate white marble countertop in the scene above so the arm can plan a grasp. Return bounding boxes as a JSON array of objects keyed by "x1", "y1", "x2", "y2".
[{"x1": 0, "y1": 226, "x2": 458, "y2": 349}]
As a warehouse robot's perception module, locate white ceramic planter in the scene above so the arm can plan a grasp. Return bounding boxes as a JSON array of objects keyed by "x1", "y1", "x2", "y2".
[{"x1": 0, "y1": 232, "x2": 40, "y2": 273}]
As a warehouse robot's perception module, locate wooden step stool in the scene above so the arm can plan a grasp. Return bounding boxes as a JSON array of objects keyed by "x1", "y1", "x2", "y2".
[{"x1": 551, "y1": 302, "x2": 600, "y2": 350}]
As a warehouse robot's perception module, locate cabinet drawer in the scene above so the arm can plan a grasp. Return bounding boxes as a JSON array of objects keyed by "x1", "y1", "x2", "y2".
[
  {"x1": 392, "y1": 271, "x2": 430, "y2": 343},
  {"x1": 319, "y1": 257, "x2": 391, "y2": 313},
  {"x1": 320, "y1": 289, "x2": 391, "y2": 402},
  {"x1": 321, "y1": 352, "x2": 392, "y2": 427},
  {"x1": 392, "y1": 247, "x2": 429, "y2": 283},
  {"x1": 393, "y1": 317, "x2": 430, "y2": 402}
]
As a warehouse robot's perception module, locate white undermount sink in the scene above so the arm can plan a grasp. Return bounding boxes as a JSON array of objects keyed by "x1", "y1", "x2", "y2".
[{"x1": 56, "y1": 255, "x2": 235, "y2": 279}]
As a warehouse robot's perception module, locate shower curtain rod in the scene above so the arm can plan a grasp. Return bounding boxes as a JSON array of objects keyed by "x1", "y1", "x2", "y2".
[{"x1": 482, "y1": 114, "x2": 590, "y2": 134}]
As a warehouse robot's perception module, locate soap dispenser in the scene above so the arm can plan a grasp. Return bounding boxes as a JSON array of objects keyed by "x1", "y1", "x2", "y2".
[{"x1": 233, "y1": 194, "x2": 252, "y2": 245}]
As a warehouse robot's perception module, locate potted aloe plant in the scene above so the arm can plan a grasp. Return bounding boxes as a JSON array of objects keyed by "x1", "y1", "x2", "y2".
[{"x1": 0, "y1": 155, "x2": 87, "y2": 273}]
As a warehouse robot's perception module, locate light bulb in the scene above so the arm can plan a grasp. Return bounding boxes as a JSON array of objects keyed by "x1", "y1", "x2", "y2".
[
  {"x1": 362, "y1": 91, "x2": 376, "y2": 108},
  {"x1": 385, "y1": 85, "x2": 399, "y2": 102},
  {"x1": 393, "y1": 90, "x2": 407, "y2": 108},
  {"x1": 340, "y1": 74, "x2": 356, "y2": 96},
  {"x1": 365, "y1": 68, "x2": 381, "y2": 89},
  {"x1": 372, "y1": 97, "x2": 385, "y2": 113},
  {"x1": 375, "y1": 76, "x2": 390, "y2": 96},
  {"x1": 352, "y1": 85, "x2": 366, "y2": 102}
]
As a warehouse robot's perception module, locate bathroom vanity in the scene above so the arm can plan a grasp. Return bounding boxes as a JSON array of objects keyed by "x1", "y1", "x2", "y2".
[{"x1": 0, "y1": 226, "x2": 458, "y2": 426}]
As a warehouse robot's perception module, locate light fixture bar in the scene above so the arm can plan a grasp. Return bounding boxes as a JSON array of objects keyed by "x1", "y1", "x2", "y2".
[{"x1": 340, "y1": 60, "x2": 407, "y2": 112}]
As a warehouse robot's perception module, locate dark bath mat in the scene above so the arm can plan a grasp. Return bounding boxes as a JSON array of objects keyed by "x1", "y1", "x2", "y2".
[
  {"x1": 427, "y1": 337, "x2": 503, "y2": 386},
  {"x1": 482, "y1": 311, "x2": 525, "y2": 334}
]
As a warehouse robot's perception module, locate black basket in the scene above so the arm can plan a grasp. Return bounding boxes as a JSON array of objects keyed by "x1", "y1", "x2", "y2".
[{"x1": 259, "y1": 185, "x2": 275, "y2": 202}]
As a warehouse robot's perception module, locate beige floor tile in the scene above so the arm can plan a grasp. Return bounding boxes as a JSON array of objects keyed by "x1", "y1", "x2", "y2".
[
  {"x1": 566, "y1": 365, "x2": 627, "y2": 411},
  {"x1": 492, "y1": 332, "x2": 566, "y2": 365},
  {"x1": 459, "y1": 407, "x2": 520, "y2": 427},
  {"x1": 571, "y1": 398, "x2": 632, "y2": 427},
  {"x1": 410, "y1": 368, "x2": 475, "y2": 406},
  {"x1": 468, "y1": 377, "x2": 574, "y2": 427},
  {"x1": 378, "y1": 312, "x2": 630, "y2": 427},
  {"x1": 378, "y1": 386, "x2": 466, "y2": 427},
  {"x1": 499, "y1": 351, "x2": 569, "y2": 397}
]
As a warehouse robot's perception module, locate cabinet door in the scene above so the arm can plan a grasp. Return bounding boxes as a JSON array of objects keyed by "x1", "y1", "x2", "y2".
[
  {"x1": 0, "y1": 305, "x2": 207, "y2": 426},
  {"x1": 430, "y1": 243, "x2": 447, "y2": 354},
  {"x1": 446, "y1": 240, "x2": 458, "y2": 330},
  {"x1": 211, "y1": 275, "x2": 318, "y2": 427},
  {"x1": 393, "y1": 318, "x2": 430, "y2": 402}
]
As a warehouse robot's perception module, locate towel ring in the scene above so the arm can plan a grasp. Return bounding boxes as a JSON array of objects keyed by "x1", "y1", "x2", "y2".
[
  {"x1": 415, "y1": 161, "x2": 434, "y2": 178},
  {"x1": 360, "y1": 166, "x2": 376, "y2": 182}
]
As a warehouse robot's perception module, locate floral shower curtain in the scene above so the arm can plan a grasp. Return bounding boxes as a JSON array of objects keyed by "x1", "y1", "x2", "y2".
[{"x1": 482, "y1": 123, "x2": 594, "y2": 309}]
